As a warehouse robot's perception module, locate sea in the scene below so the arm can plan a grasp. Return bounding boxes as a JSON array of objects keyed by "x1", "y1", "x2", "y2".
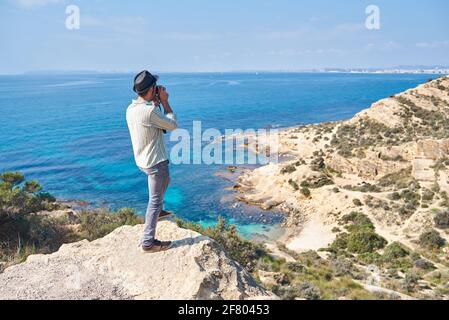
[{"x1": 0, "y1": 72, "x2": 440, "y2": 238}]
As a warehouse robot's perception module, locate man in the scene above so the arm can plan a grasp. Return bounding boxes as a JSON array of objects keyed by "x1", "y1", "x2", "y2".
[{"x1": 126, "y1": 70, "x2": 178, "y2": 253}]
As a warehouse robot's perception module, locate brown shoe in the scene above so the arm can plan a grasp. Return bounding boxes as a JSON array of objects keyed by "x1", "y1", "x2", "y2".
[
  {"x1": 142, "y1": 240, "x2": 172, "y2": 253},
  {"x1": 158, "y1": 210, "x2": 173, "y2": 220}
]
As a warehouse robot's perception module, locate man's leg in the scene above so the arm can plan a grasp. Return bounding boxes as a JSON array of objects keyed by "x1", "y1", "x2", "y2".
[
  {"x1": 142, "y1": 161, "x2": 169, "y2": 247},
  {"x1": 161, "y1": 164, "x2": 171, "y2": 207}
]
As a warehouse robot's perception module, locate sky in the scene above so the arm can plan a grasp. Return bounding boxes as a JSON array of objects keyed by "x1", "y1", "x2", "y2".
[{"x1": 0, "y1": 0, "x2": 448, "y2": 73}]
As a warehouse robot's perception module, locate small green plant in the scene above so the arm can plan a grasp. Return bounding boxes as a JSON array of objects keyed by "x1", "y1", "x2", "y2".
[
  {"x1": 310, "y1": 157, "x2": 326, "y2": 172},
  {"x1": 353, "y1": 199, "x2": 363, "y2": 207},
  {"x1": 288, "y1": 179, "x2": 300, "y2": 191},
  {"x1": 434, "y1": 211, "x2": 449, "y2": 229},
  {"x1": 403, "y1": 271, "x2": 420, "y2": 292},
  {"x1": 421, "y1": 189, "x2": 435, "y2": 202},
  {"x1": 301, "y1": 187, "x2": 311, "y2": 198},
  {"x1": 419, "y1": 230, "x2": 445, "y2": 250},
  {"x1": 281, "y1": 164, "x2": 297, "y2": 175},
  {"x1": 297, "y1": 281, "x2": 321, "y2": 300}
]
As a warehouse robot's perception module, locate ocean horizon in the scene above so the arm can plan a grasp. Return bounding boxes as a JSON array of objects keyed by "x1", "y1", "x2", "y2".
[{"x1": 0, "y1": 72, "x2": 440, "y2": 238}]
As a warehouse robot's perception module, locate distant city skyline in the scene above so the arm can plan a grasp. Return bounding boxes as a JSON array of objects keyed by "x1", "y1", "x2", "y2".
[{"x1": 1, "y1": 0, "x2": 448, "y2": 74}]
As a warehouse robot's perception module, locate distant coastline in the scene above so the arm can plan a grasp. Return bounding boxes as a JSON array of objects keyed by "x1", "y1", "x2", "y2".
[{"x1": 1, "y1": 65, "x2": 448, "y2": 76}]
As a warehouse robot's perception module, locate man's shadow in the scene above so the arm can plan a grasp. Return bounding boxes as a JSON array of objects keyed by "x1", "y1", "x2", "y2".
[{"x1": 170, "y1": 235, "x2": 210, "y2": 249}]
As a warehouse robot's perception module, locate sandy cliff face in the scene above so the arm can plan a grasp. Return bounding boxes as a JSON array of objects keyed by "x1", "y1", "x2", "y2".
[{"x1": 0, "y1": 221, "x2": 273, "y2": 300}]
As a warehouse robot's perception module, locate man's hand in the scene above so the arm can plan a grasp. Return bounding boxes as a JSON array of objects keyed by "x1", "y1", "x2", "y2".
[
  {"x1": 159, "y1": 86, "x2": 169, "y2": 104},
  {"x1": 158, "y1": 86, "x2": 173, "y2": 114}
]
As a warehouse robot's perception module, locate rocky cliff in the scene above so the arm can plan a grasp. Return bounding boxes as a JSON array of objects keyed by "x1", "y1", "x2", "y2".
[
  {"x1": 0, "y1": 221, "x2": 273, "y2": 300},
  {"x1": 235, "y1": 76, "x2": 449, "y2": 299},
  {"x1": 237, "y1": 76, "x2": 449, "y2": 248}
]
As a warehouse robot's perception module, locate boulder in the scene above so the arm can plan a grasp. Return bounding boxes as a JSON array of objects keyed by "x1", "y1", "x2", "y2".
[{"x1": 0, "y1": 221, "x2": 273, "y2": 300}]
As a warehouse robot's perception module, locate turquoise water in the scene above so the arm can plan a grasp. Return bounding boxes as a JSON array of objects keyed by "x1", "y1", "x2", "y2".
[{"x1": 0, "y1": 72, "x2": 439, "y2": 238}]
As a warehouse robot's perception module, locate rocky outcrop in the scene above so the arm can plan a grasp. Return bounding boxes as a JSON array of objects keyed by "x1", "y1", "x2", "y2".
[
  {"x1": 0, "y1": 221, "x2": 273, "y2": 300},
  {"x1": 413, "y1": 139, "x2": 449, "y2": 182}
]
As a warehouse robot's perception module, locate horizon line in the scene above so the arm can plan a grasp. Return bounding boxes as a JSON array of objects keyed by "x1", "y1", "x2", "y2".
[{"x1": 1, "y1": 66, "x2": 449, "y2": 76}]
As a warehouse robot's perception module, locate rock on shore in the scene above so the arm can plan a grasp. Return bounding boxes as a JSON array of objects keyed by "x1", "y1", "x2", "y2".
[{"x1": 0, "y1": 221, "x2": 273, "y2": 300}]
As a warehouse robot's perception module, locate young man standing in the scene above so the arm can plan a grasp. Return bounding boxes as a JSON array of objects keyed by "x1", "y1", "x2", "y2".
[{"x1": 126, "y1": 70, "x2": 178, "y2": 253}]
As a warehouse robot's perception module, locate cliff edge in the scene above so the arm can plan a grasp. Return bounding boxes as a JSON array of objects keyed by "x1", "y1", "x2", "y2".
[{"x1": 0, "y1": 221, "x2": 273, "y2": 300}]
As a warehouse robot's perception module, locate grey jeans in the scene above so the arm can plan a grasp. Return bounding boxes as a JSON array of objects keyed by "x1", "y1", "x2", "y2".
[{"x1": 139, "y1": 160, "x2": 171, "y2": 246}]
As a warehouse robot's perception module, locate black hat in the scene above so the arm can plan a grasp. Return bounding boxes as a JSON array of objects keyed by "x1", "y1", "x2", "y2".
[{"x1": 133, "y1": 70, "x2": 159, "y2": 94}]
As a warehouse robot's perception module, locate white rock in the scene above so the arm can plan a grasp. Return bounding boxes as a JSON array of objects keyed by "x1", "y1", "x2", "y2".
[{"x1": 0, "y1": 221, "x2": 274, "y2": 300}]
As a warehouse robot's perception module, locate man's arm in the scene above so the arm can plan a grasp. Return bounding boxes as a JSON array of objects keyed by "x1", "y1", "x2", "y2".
[
  {"x1": 148, "y1": 109, "x2": 178, "y2": 131},
  {"x1": 147, "y1": 86, "x2": 177, "y2": 131}
]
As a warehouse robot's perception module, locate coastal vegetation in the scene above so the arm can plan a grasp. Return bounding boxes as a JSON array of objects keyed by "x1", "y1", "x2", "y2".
[{"x1": 0, "y1": 171, "x2": 142, "y2": 268}]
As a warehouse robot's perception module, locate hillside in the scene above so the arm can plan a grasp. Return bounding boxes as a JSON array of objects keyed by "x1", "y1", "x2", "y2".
[{"x1": 236, "y1": 76, "x2": 449, "y2": 299}]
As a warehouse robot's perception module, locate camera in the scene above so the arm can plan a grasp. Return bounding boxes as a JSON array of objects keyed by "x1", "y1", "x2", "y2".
[{"x1": 155, "y1": 85, "x2": 162, "y2": 98}]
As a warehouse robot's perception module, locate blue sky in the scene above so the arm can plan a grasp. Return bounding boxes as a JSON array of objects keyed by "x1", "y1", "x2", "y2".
[{"x1": 1, "y1": 0, "x2": 448, "y2": 73}]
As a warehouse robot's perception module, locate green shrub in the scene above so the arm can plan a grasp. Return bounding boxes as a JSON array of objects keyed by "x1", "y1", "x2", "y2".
[
  {"x1": 413, "y1": 259, "x2": 435, "y2": 271},
  {"x1": 0, "y1": 172, "x2": 58, "y2": 223},
  {"x1": 285, "y1": 262, "x2": 306, "y2": 273},
  {"x1": 383, "y1": 242, "x2": 409, "y2": 261},
  {"x1": 288, "y1": 179, "x2": 299, "y2": 191},
  {"x1": 301, "y1": 187, "x2": 311, "y2": 198},
  {"x1": 281, "y1": 164, "x2": 297, "y2": 175},
  {"x1": 301, "y1": 176, "x2": 334, "y2": 189},
  {"x1": 0, "y1": 172, "x2": 25, "y2": 186},
  {"x1": 78, "y1": 208, "x2": 142, "y2": 241},
  {"x1": 434, "y1": 211, "x2": 449, "y2": 229},
  {"x1": 403, "y1": 271, "x2": 420, "y2": 292},
  {"x1": 419, "y1": 230, "x2": 445, "y2": 250},
  {"x1": 328, "y1": 233, "x2": 349, "y2": 254},
  {"x1": 342, "y1": 212, "x2": 375, "y2": 232},
  {"x1": 175, "y1": 217, "x2": 268, "y2": 272},
  {"x1": 0, "y1": 172, "x2": 63, "y2": 260},
  {"x1": 358, "y1": 252, "x2": 383, "y2": 265},
  {"x1": 422, "y1": 189, "x2": 435, "y2": 202},
  {"x1": 329, "y1": 212, "x2": 387, "y2": 255},
  {"x1": 347, "y1": 230, "x2": 387, "y2": 254},
  {"x1": 310, "y1": 157, "x2": 326, "y2": 172},
  {"x1": 389, "y1": 192, "x2": 401, "y2": 201},
  {"x1": 297, "y1": 281, "x2": 321, "y2": 300},
  {"x1": 353, "y1": 199, "x2": 363, "y2": 207},
  {"x1": 344, "y1": 183, "x2": 381, "y2": 193},
  {"x1": 331, "y1": 257, "x2": 354, "y2": 276}
]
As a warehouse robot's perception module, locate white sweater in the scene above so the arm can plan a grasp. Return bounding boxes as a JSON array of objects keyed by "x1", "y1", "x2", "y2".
[{"x1": 126, "y1": 100, "x2": 178, "y2": 169}]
